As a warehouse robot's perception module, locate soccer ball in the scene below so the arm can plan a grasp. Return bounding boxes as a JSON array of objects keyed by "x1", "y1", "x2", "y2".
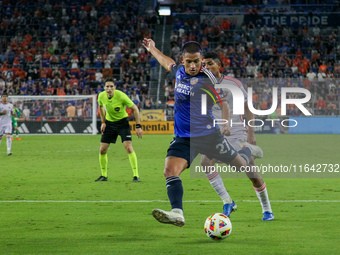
[{"x1": 204, "y1": 213, "x2": 232, "y2": 240}]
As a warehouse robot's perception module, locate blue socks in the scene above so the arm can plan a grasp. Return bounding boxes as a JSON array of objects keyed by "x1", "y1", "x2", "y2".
[{"x1": 166, "y1": 176, "x2": 183, "y2": 210}]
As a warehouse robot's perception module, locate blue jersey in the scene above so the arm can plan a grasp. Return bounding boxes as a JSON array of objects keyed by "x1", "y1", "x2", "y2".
[{"x1": 170, "y1": 64, "x2": 220, "y2": 137}]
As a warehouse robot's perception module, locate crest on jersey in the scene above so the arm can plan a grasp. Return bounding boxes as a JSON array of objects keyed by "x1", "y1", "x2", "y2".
[{"x1": 190, "y1": 77, "x2": 198, "y2": 85}]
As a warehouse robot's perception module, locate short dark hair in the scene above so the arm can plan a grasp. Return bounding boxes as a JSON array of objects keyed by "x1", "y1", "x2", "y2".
[
  {"x1": 104, "y1": 77, "x2": 116, "y2": 84},
  {"x1": 1, "y1": 92, "x2": 8, "y2": 97},
  {"x1": 181, "y1": 41, "x2": 202, "y2": 55},
  {"x1": 204, "y1": 51, "x2": 221, "y2": 64}
]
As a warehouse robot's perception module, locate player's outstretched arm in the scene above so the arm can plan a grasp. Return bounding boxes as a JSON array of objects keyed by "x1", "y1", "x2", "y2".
[
  {"x1": 142, "y1": 38, "x2": 175, "y2": 72},
  {"x1": 131, "y1": 104, "x2": 143, "y2": 139}
]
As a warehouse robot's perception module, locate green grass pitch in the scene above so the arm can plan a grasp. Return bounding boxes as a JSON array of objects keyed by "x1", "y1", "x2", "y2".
[{"x1": 0, "y1": 134, "x2": 339, "y2": 254}]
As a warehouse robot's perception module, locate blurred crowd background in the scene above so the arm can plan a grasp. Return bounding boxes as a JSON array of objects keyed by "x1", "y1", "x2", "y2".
[{"x1": 0, "y1": 0, "x2": 339, "y2": 121}]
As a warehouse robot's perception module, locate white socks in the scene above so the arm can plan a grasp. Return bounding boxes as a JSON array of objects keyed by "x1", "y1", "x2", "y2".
[
  {"x1": 205, "y1": 167, "x2": 272, "y2": 213},
  {"x1": 206, "y1": 171, "x2": 232, "y2": 204},
  {"x1": 254, "y1": 182, "x2": 272, "y2": 213},
  {"x1": 6, "y1": 136, "x2": 12, "y2": 153}
]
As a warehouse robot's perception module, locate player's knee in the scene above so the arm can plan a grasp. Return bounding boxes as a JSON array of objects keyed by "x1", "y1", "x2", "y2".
[
  {"x1": 163, "y1": 165, "x2": 183, "y2": 178},
  {"x1": 123, "y1": 140, "x2": 132, "y2": 152},
  {"x1": 6, "y1": 134, "x2": 11, "y2": 139},
  {"x1": 125, "y1": 146, "x2": 133, "y2": 154},
  {"x1": 99, "y1": 148, "x2": 108, "y2": 154},
  {"x1": 163, "y1": 167, "x2": 175, "y2": 178},
  {"x1": 164, "y1": 157, "x2": 187, "y2": 178}
]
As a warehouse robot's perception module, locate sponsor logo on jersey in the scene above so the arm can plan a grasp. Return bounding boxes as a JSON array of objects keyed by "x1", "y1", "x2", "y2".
[{"x1": 190, "y1": 77, "x2": 198, "y2": 85}]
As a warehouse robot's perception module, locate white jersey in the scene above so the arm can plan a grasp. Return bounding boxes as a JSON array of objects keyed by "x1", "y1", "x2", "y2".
[
  {"x1": 0, "y1": 102, "x2": 14, "y2": 135},
  {"x1": 0, "y1": 102, "x2": 14, "y2": 125},
  {"x1": 0, "y1": 103, "x2": 13, "y2": 125},
  {"x1": 212, "y1": 75, "x2": 248, "y2": 136}
]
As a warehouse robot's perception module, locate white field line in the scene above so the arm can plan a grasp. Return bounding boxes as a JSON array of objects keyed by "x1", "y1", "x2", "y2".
[
  {"x1": 0, "y1": 200, "x2": 339, "y2": 203},
  {"x1": 54, "y1": 149, "x2": 98, "y2": 153}
]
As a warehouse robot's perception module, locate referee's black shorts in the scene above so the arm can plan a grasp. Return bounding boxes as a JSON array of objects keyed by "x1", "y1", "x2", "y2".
[{"x1": 101, "y1": 118, "x2": 132, "y2": 144}]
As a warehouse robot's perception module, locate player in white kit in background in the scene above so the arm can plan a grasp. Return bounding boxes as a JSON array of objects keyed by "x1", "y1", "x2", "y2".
[
  {"x1": 0, "y1": 93, "x2": 14, "y2": 156},
  {"x1": 201, "y1": 51, "x2": 274, "y2": 221}
]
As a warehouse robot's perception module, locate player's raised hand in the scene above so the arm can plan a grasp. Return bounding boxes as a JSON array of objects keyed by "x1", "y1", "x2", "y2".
[
  {"x1": 136, "y1": 128, "x2": 143, "y2": 139},
  {"x1": 142, "y1": 38, "x2": 155, "y2": 52}
]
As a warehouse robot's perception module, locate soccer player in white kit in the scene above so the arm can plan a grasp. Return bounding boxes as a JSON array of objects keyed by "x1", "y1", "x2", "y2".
[
  {"x1": 201, "y1": 51, "x2": 274, "y2": 221},
  {"x1": 0, "y1": 93, "x2": 14, "y2": 156}
]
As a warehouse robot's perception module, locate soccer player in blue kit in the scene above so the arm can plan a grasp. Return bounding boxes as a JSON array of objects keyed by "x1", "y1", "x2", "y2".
[{"x1": 143, "y1": 38, "x2": 263, "y2": 227}]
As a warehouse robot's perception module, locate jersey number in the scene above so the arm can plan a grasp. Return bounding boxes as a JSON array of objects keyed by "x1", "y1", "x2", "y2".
[{"x1": 216, "y1": 138, "x2": 231, "y2": 155}]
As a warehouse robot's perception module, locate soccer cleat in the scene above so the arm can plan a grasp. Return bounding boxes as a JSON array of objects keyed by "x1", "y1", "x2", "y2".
[
  {"x1": 95, "y1": 176, "x2": 108, "y2": 182},
  {"x1": 152, "y1": 209, "x2": 185, "y2": 227},
  {"x1": 16, "y1": 137, "x2": 21, "y2": 140},
  {"x1": 11, "y1": 137, "x2": 14, "y2": 140},
  {"x1": 240, "y1": 141, "x2": 263, "y2": 158},
  {"x1": 262, "y1": 211, "x2": 274, "y2": 221},
  {"x1": 7, "y1": 152, "x2": 12, "y2": 156},
  {"x1": 132, "y1": 176, "x2": 140, "y2": 182},
  {"x1": 223, "y1": 201, "x2": 237, "y2": 217}
]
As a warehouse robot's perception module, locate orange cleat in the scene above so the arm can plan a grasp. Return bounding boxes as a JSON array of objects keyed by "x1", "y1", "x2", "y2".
[{"x1": 16, "y1": 137, "x2": 21, "y2": 140}]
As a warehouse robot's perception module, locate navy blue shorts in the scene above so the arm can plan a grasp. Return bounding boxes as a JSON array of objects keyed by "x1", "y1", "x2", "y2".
[
  {"x1": 166, "y1": 132, "x2": 238, "y2": 168},
  {"x1": 166, "y1": 137, "x2": 192, "y2": 166},
  {"x1": 191, "y1": 132, "x2": 238, "y2": 163}
]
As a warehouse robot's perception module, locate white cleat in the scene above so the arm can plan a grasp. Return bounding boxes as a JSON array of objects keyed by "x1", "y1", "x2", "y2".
[
  {"x1": 240, "y1": 141, "x2": 263, "y2": 159},
  {"x1": 152, "y1": 209, "x2": 185, "y2": 227}
]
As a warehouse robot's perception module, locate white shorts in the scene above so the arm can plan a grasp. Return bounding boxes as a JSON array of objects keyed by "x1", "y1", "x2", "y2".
[
  {"x1": 225, "y1": 133, "x2": 248, "y2": 151},
  {"x1": 0, "y1": 123, "x2": 12, "y2": 135}
]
